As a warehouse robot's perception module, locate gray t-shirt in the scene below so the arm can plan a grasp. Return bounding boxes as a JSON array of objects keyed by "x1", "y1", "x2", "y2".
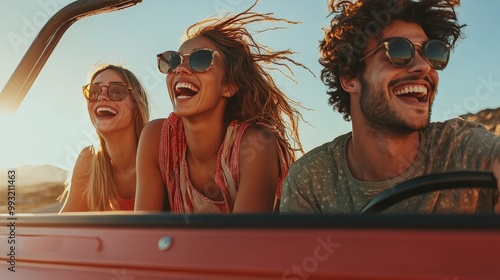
[{"x1": 281, "y1": 118, "x2": 500, "y2": 214}]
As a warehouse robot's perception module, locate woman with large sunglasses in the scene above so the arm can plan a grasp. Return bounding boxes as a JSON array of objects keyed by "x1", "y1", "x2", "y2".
[
  {"x1": 134, "y1": 3, "x2": 308, "y2": 213},
  {"x1": 60, "y1": 64, "x2": 150, "y2": 212}
]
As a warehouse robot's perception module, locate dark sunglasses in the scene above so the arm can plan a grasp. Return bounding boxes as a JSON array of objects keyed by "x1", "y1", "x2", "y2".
[
  {"x1": 359, "y1": 37, "x2": 450, "y2": 70},
  {"x1": 156, "y1": 48, "x2": 219, "y2": 74},
  {"x1": 82, "y1": 82, "x2": 131, "y2": 102}
]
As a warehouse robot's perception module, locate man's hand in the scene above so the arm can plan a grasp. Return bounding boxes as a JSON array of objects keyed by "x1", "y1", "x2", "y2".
[{"x1": 493, "y1": 161, "x2": 500, "y2": 214}]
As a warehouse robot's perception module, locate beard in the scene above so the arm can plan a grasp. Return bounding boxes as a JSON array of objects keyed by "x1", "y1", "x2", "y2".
[{"x1": 359, "y1": 76, "x2": 431, "y2": 137}]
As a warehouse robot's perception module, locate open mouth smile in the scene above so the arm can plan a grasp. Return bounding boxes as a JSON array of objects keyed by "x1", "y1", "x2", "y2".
[
  {"x1": 174, "y1": 82, "x2": 200, "y2": 100},
  {"x1": 392, "y1": 84, "x2": 429, "y2": 103},
  {"x1": 95, "y1": 106, "x2": 118, "y2": 118}
]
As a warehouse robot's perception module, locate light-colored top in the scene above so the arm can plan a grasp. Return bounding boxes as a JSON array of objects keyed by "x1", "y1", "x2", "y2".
[{"x1": 281, "y1": 118, "x2": 500, "y2": 214}]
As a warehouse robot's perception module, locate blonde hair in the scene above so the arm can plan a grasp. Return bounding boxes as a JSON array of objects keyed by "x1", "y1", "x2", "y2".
[{"x1": 85, "y1": 64, "x2": 150, "y2": 210}]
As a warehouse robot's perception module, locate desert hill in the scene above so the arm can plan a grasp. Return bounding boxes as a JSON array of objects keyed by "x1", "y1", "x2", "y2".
[
  {"x1": 0, "y1": 165, "x2": 68, "y2": 213},
  {"x1": 460, "y1": 107, "x2": 500, "y2": 136}
]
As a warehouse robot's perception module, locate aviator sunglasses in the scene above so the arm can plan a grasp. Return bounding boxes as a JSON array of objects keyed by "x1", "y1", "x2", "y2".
[
  {"x1": 359, "y1": 37, "x2": 450, "y2": 70},
  {"x1": 82, "y1": 82, "x2": 131, "y2": 102},
  {"x1": 157, "y1": 48, "x2": 219, "y2": 74}
]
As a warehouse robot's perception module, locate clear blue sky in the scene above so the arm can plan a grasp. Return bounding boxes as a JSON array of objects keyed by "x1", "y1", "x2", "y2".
[{"x1": 1, "y1": 0, "x2": 499, "y2": 170}]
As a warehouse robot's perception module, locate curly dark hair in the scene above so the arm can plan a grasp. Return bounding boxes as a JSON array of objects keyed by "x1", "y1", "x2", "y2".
[{"x1": 320, "y1": 0, "x2": 464, "y2": 121}]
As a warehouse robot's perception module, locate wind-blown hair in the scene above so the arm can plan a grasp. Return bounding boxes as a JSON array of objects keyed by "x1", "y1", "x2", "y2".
[
  {"x1": 320, "y1": 0, "x2": 464, "y2": 121},
  {"x1": 183, "y1": 1, "x2": 311, "y2": 159},
  {"x1": 86, "y1": 64, "x2": 150, "y2": 210}
]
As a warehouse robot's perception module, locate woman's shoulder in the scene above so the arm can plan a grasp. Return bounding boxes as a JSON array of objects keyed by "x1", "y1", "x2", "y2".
[
  {"x1": 143, "y1": 114, "x2": 184, "y2": 135},
  {"x1": 245, "y1": 122, "x2": 275, "y2": 134},
  {"x1": 240, "y1": 123, "x2": 277, "y2": 145},
  {"x1": 76, "y1": 145, "x2": 94, "y2": 165},
  {"x1": 146, "y1": 118, "x2": 168, "y2": 128},
  {"x1": 70, "y1": 146, "x2": 94, "y2": 187},
  {"x1": 237, "y1": 123, "x2": 279, "y2": 162},
  {"x1": 142, "y1": 118, "x2": 167, "y2": 138}
]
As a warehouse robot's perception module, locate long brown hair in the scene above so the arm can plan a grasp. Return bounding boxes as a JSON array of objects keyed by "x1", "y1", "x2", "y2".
[{"x1": 183, "y1": 1, "x2": 312, "y2": 160}]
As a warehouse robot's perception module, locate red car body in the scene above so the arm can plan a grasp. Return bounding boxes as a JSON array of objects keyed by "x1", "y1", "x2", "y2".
[
  {"x1": 1, "y1": 214, "x2": 500, "y2": 279},
  {"x1": 0, "y1": 1, "x2": 499, "y2": 279}
]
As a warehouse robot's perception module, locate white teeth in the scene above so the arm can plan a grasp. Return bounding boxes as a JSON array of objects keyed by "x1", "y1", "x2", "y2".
[
  {"x1": 394, "y1": 85, "x2": 427, "y2": 96},
  {"x1": 176, "y1": 95, "x2": 192, "y2": 99},
  {"x1": 96, "y1": 106, "x2": 117, "y2": 115},
  {"x1": 175, "y1": 82, "x2": 199, "y2": 93}
]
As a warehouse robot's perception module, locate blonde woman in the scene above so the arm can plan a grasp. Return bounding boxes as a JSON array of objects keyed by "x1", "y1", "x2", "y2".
[{"x1": 61, "y1": 64, "x2": 150, "y2": 212}]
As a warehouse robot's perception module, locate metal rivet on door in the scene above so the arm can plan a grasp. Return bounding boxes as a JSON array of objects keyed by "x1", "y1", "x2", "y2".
[{"x1": 158, "y1": 236, "x2": 173, "y2": 251}]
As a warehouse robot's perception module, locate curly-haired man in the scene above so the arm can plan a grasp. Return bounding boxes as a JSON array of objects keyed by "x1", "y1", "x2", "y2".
[{"x1": 281, "y1": 0, "x2": 500, "y2": 214}]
